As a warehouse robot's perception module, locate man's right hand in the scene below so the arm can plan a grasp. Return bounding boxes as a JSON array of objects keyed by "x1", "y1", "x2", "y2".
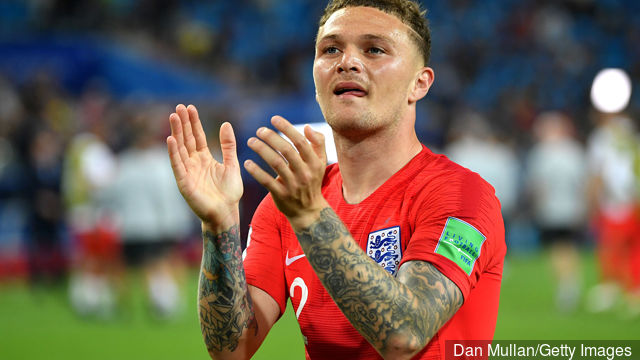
[{"x1": 167, "y1": 104, "x2": 243, "y2": 230}]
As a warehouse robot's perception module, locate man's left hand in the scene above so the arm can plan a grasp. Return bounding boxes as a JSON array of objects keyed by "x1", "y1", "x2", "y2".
[{"x1": 244, "y1": 116, "x2": 329, "y2": 229}]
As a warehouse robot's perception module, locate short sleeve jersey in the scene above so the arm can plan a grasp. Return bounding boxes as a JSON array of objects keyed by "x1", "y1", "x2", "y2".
[{"x1": 243, "y1": 146, "x2": 506, "y2": 360}]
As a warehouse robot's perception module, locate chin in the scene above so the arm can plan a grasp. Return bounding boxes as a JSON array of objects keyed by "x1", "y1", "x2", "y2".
[{"x1": 325, "y1": 110, "x2": 381, "y2": 139}]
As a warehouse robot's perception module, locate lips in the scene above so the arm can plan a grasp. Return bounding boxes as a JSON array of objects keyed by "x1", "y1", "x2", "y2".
[{"x1": 333, "y1": 82, "x2": 367, "y2": 97}]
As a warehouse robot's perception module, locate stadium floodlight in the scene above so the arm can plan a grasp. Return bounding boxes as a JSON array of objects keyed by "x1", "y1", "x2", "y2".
[
  {"x1": 281, "y1": 122, "x2": 338, "y2": 164},
  {"x1": 590, "y1": 68, "x2": 632, "y2": 114}
]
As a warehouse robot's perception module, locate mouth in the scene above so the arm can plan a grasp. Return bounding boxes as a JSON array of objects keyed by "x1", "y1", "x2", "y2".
[{"x1": 333, "y1": 82, "x2": 367, "y2": 97}]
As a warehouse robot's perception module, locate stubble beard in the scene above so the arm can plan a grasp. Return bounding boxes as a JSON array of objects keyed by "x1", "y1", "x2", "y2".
[
  {"x1": 324, "y1": 108, "x2": 379, "y2": 141},
  {"x1": 322, "y1": 101, "x2": 402, "y2": 143}
]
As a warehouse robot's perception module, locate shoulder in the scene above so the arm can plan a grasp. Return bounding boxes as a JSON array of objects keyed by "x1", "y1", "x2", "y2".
[
  {"x1": 408, "y1": 149, "x2": 505, "y2": 254},
  {"x1": 409, "y1": 149, "x2": 499, "y2": 207}
]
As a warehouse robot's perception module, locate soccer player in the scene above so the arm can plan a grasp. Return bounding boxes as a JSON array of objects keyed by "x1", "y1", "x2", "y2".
[{"x1": 167, "y1": 0, "x2": 506, "y2": 359}]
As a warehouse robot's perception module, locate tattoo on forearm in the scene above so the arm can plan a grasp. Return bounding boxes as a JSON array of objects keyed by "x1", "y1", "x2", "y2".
[
  {"x1": 395, "y1": 261, "x2": 464, "y2": 346},
  {"x1": 295, "y1": 208, "x2": 463, "y2": 355},
  {"x1": 199, "y1": 225, "x2": 257, "y2": 353}
]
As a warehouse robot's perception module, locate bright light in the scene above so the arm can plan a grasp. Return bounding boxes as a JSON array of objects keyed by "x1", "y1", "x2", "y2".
[
  {"x1": 590, "y1": 68, "x2": 632, "y2": 113},
  {"x1": 281, "y1": 122, "x2": 337, "y2": 164}
]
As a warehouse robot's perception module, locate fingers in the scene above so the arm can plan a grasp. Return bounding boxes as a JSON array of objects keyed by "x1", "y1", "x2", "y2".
[
  {"x1": 219, "y1": 122, "x2": 239, "y2": 167},
  {"x1": 304, "y1": 125, "x2": 327, "y2": 165},
  {"x1": 246, "y1": 136, "x2": 296, "y2": 186},
  {"x1": 244, "y1": 159, "x2": 287, "y2": 195},
  {"x1": 167, "y1": 136, "x2": 187, "y2": 181},
  {"x1": 187, "y1": 105, "x2": 208, "y2": 151},
  {"x1": 176, "y1": 104, "x2": 197, "y2": 155},
  {"x1": 169, "y1": 112, "x2": 189, "y2": 164},
  {"x1": 271, "y1": 116, "x2": 317, "y2": 163},
  {"x1": 255, "y1": 125, "x2": 306, "y2": 174},
  {"x1": 246, "y1": 116, "x2": 328, "y2": 190}
]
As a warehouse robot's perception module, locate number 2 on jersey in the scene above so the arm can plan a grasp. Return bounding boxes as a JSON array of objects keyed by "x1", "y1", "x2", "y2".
[{"x1": 289, "y1": 277, "x2": 308, "y2": 319}]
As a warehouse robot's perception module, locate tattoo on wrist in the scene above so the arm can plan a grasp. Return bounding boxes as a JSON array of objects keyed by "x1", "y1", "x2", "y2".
[
  {"x1": 199, "y1": 225, "x2": 257, "y2": 353},
  {"x1": 295, "y1": 208, "x2": 350, "y2": 246}
]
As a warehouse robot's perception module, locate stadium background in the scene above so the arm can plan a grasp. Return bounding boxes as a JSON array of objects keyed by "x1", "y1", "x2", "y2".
[{"x1": 1, "y1": 0, "x2": 640, "y2": 359}]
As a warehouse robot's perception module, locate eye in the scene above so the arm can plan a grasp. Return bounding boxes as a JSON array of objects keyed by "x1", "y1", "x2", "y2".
[
  {"x1": 367, "y1": 47, "x2": 385, "y2": 55},
  {"x1": 323, "y1": 46, "x2": 339, "y2": 54}
]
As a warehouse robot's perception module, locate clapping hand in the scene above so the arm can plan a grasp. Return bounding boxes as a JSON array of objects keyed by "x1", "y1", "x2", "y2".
[
  {"x1": 244, "y1": 115, "x2": 328, "y2": 229},
  {"x1": 167, "y1": 104, "x2": 243, "y2": 230}
]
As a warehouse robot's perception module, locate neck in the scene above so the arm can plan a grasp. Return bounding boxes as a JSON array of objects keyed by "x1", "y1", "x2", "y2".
[{"x1": 334, "y1": 123, "x2": 422, "y2": 204}]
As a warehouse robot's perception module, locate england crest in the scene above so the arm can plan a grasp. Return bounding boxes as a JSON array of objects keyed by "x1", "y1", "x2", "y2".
[{"x1": 366, "y1": 226, "x2": 402, "y2": 275}]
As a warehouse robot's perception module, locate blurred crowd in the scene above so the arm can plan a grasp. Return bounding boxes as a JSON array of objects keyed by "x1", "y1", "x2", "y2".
[{"x1": 1, "y1": 0, "x2": 640, "y2": 318}]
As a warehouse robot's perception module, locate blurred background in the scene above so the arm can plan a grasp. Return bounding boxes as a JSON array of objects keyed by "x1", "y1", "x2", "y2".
[{"x1": 1, "y1": 0, "x2": 640, "y2": 359}]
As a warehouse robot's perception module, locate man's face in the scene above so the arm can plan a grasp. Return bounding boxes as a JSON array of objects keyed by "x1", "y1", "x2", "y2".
[{"x1": 313, "y1": 6, "x2": 427, "y2": 137}]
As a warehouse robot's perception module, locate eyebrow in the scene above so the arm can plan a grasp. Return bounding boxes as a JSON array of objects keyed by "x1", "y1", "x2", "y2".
[{"x1": 316, "y1": 33, "x2": 394, "y2": 45}]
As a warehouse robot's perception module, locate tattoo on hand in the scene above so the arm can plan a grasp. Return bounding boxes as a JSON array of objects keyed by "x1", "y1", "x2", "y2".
[
  {"x1": 199, "y1": 225, "x2": 257, "y2": 353},
  {"x1": 295, "y1": 208, "x2": 463, "y2": 355}
]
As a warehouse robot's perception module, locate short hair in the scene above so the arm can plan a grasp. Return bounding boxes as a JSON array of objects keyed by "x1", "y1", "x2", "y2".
[{"x1": 318, "y1": 0, "x2": 431, "y2": 66}]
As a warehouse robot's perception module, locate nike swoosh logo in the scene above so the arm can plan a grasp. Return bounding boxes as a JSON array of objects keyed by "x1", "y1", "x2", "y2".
[{"x1": 285, "y1": 251, "x2": 306, "y2": 266}]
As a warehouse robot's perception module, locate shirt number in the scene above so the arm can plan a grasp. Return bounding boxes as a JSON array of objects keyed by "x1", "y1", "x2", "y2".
[{"x1": 289, "y1": 277, "x2": 308, "y2": 319}]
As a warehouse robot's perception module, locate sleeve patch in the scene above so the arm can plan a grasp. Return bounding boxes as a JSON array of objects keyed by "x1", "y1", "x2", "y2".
[{"x1": 435, "y1": 217, "x2": 486, "y2": 275}]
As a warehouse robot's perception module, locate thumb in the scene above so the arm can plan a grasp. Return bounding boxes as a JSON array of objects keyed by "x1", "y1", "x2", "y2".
[
  {"x1": 219, "y1": 122, "x2": 239, "y2": 167},
  {"x1": 304, "y1": 125, "x2": 327, "y2": 165}
]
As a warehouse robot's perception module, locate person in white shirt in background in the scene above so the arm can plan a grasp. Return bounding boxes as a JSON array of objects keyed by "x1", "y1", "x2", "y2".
[
  {"x1": 585, "y1": 111, "x2": 640, "y2": 316},
  {"x1": 105, "y1": 105, "x2": 195, "y2": 319},
  {"x1": 445, "y1": 110, "x2": 519, "y2": 228},
  {"x1": 64, "y1": 117, "x2": 120, "y2": 318},
  {"x1": 526, "y1": 111, "x2": 587, "y2": 312}
]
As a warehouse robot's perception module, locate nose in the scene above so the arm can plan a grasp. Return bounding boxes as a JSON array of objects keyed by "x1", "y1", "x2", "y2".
[{"x1": 337, "y1": 48, "x2": 363, "y2": 73}]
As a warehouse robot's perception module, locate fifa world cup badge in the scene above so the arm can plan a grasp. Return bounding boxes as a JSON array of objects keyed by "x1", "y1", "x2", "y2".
[{"x1": 435, "y1": 217, "x2": 485, "y2": 275}]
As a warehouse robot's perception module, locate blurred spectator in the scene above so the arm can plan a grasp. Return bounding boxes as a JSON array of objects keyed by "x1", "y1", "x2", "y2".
[
  {"x1": 525, "y1": 111, "x2": 587, "y2": 312},
  {"x1": 104, "y1": 104, "x2": 194, "y2": 319},
  {"x1": 585, "y1": 112, "x2": 640, "y2": 316},
  {"x1": 14, "y1": 72, "x2": 74, "y2": 287},
  {"x1": 445, "y1": 110, "x2": 520, "y2": 225},
  {"x1": 24, "y1": 126, "x2": 67, "y2": 285},
  {"x1": 0, "y1": 76, "x2": 29, "y2": 279},
  {"x1": 62, "y1": 88, "x2": 120, "y2": 317}
]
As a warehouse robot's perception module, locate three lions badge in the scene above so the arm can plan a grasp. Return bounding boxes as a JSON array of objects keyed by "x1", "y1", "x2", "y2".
[{"x1": 366, "y1": 226, "x2": 402, "y2": 275}]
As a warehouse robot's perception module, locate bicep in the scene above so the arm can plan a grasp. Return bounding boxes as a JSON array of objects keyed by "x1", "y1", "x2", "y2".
[
  {"x1": 396, "y1": 260, "x2": 463, "y2": 341},
  {"x1": 245, "y1": 285, "x2": 281, "y2": 352}
]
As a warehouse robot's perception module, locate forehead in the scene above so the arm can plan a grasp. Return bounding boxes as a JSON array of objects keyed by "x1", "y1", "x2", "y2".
[{"x1": 317, "y1": 6, "x2": 413, "y2": 44}]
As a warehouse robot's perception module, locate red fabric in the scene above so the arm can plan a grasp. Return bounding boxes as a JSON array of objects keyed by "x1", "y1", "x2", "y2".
[
  {"x1": 243, "y1": 146, "x2": 506, "y2": 360},
  {"x1": 0, "y1": 256, "x2": 28, "y2": 280},
  {"x1": 595, "y1": 209, "x2": 640, "y2": 290},
  {"x1": 75, "y1": 225, "x2": 121, "y2": 262}
]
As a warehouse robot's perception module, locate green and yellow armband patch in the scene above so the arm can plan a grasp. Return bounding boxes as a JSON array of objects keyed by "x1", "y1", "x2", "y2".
[{"x1": 435, "y1": 217, "x2": 485, "y2": 275}]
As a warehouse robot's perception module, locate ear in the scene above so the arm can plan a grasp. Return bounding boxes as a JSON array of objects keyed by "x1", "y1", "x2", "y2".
[{"x1": 408, "y1": 67, "x2": 434, "y2": 104}]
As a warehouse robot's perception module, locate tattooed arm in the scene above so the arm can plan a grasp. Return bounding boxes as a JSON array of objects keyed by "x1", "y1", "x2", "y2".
[
  {"x1": 167, "y1": 105, "x2": 279, "y2": 359},
  {"x1": 199, "y1": 225, "x2": 254, "y2": 355},
  {"x1": 199, "y1": 224, "x2": 279, "y2": 359},
  {"x1": 296, "y1": 208, "x2": 463, "y2": 359}
]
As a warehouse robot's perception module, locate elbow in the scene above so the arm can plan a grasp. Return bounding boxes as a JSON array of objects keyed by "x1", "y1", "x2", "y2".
[{"x1": 379, "y1": 332, "x2": 430, "y2": 360}]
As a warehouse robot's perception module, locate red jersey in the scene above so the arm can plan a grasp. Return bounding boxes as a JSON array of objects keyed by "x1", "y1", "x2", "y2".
[{"x1": 243, "y1": 145, "x2": 506, "y2": 360}]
